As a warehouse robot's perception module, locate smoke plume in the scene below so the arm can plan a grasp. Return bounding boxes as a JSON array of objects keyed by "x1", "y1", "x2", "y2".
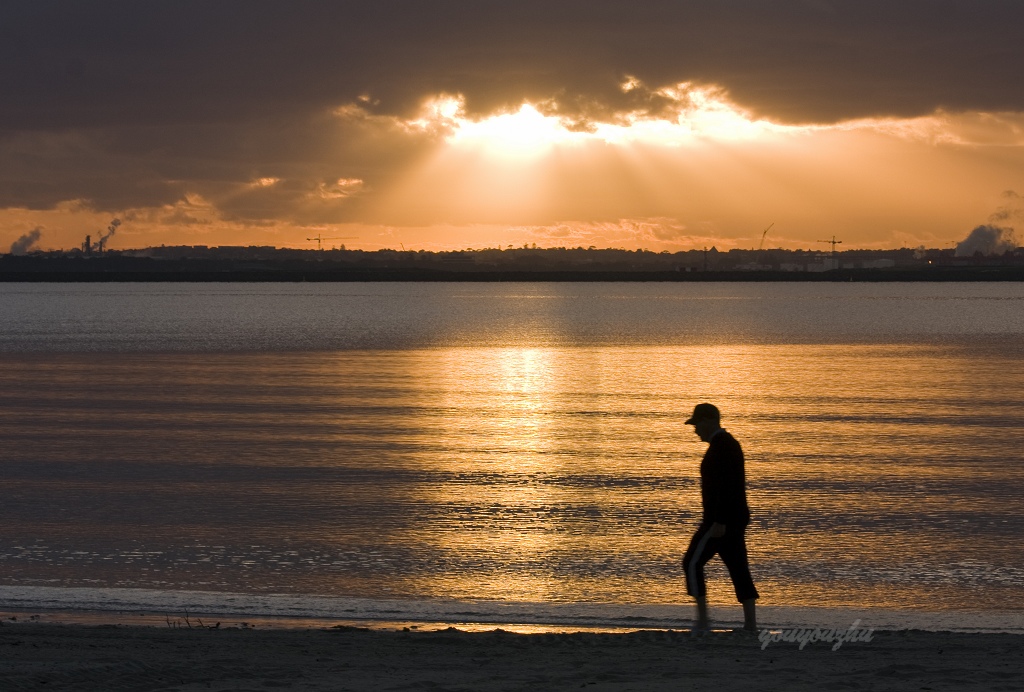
[
  {"x1": 96, "y1": 218, "x2": 121, "y2": 252},
  {"x1": 954, "y1": 225, "x2": 1018, "y2": 257},
  {"x1": 9, "y1": 227, "x2": 42, "y2": 255},
  {"x1": 954, "y1": 191, "x2": 1021, "y2": 257},
  {"x1": 989, "y1": 190, "x2": 1023, "y2": 223}
]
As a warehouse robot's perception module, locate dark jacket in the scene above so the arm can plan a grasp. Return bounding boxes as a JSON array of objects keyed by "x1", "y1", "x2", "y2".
[{"x1": 700, "y1": 430, "x2": 751, "y2": 526}]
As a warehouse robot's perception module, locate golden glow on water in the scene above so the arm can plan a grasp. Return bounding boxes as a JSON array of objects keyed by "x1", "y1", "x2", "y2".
[
  {"x1": 2, "y1": 339, "x2": 1024, "y2": 611},
  {"x1": 492, "y1": 347, "x2": 553, "y2": 462}
]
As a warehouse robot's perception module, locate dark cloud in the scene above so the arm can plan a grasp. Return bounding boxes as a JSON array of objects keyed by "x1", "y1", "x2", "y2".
[
  {"x1": 3, "y1": 1, "x2": 1022, "y2": 130},
  {"x1": 0, "y1": 106, "x2": 432, "y2": 218},
  {"x1": 1, "y1": 1, "x2": 1022, "y2": 219}
]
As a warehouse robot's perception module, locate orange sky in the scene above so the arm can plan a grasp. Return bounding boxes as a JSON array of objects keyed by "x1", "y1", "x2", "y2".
[{"x1": 2, "y1": 3, "x2": 1022, "y2": 253}]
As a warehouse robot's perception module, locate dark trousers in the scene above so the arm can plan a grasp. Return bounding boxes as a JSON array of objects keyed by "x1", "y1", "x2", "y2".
[{"x1": 682, "y1": 522, "x2": 759, "y2": 603}]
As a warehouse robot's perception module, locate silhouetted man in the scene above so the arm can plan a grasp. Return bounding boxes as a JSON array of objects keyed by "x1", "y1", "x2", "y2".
[{"x1": 681, "y1": 403, "x2": 759, "y2": 631}]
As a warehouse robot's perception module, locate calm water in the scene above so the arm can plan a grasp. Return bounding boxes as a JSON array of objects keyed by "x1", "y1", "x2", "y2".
[{"x1": 1, "y1": 283, "x2": 1023, "y2": 627}]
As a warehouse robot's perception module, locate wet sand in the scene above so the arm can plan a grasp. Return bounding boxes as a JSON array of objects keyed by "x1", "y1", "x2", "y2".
[{"x1": 2, "y1": 621, "x2": 1022, "y2": 691}]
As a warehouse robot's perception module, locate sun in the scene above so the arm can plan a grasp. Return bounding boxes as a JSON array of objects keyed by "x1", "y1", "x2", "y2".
[
  {"x1": 407, "y1": 83, "x2": 801, "y2": 163},
  {"x1": 450, "y1": 104, "x2": 584, "y2": 159},
  {"x1": 408, "y1": 95, "x2": 588, "y2": 161}
]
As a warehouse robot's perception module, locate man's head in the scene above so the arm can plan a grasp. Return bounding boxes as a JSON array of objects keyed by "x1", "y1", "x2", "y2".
[{"x1": 685, "y1": 403, "x2": 721, "y2": 442}]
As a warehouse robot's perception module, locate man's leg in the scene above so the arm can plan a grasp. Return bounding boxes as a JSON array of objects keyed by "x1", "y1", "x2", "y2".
[
  {"x1": 718, "y1": 525, "x2": 759, "y2": 631},
  {"x1": 742, "y1": 598, "x2": 757, "y2": 632},
  {"x1": 682, "y1": 525, "x2": 718, "y2": 629},
  {"x1": 696, "y1": 597, "x2": 709, "y2": 630}
]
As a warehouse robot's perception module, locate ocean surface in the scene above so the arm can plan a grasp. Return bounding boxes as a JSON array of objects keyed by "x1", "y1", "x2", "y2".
[{"x1": 2, "y1": 282, "x2": 1023, "y2": 631}]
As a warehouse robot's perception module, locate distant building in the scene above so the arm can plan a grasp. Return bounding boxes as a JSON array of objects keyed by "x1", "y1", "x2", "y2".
[{"x1": 843, "y1": 259, "x2": 896, "y2": 269}]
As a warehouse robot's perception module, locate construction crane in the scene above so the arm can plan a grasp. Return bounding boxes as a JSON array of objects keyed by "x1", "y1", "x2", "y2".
[
  {"x1": 817, "y1": 235, "x2": 843, "y2": 268},
  {"x1": 306, "y1": 234, "x2": 356, "y2": 250},
  {"x1": 758, "y1": 223, "x2": 774, "y2": 251},
  {"x1": 817, "y1": 235, "x2": 843, "y2": 253}
]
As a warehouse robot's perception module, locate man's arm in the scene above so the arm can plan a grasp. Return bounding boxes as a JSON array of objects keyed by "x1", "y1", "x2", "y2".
[{"x1": 707, "y1": 436, "x2": 743, "y2": 529}]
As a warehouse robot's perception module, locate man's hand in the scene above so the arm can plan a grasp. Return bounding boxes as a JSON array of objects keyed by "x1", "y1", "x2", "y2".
[{"x1": 709, "y1": 522, "x2": 726, "y2": 538}]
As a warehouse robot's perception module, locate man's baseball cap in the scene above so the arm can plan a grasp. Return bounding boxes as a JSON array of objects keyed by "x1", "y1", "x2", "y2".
[{"x1": 684, "y1": 403, "x2": 720, "y2": 425}]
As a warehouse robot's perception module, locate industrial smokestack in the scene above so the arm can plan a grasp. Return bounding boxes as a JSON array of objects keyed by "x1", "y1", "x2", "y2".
[
  {"x1": 9, "y1": 228, "x2": 42, "y2": 255},
  {"x1": 954, "y1": 225, "x2": 1018, "y2": 257}
]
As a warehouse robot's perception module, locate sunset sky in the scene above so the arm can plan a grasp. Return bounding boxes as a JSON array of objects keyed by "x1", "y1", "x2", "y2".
[{"x1": 2, "y1": 1, "x2": 1023, "y2": 252}]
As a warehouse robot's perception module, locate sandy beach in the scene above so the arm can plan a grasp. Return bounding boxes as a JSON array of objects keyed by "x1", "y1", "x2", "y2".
[{"x1": 1, "y1": 620, "x2": 1021, "y2": 691}]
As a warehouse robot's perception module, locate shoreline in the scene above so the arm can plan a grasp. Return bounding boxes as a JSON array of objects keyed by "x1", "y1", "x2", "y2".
[
  {"x1": 4, "y1": 586, "x2": 1024, "y2": 636},
  {"x1": 2, "y1": 620, "x2": 1021, "y2": 691},
  {"x1": 3, "y1": 602, "x2": 1023, "y2": 636},
  {"x1": 1, "y1": 608, "x2": 651, "y2": 635}
]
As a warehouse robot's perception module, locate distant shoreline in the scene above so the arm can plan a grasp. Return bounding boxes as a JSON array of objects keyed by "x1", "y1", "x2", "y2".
[
  {"x1": 5, "y1": 252, "x2": 1024, "y2": 282},
  {"x1": 4, "y1": 266, "x2": 1024, "y2": 282}
]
